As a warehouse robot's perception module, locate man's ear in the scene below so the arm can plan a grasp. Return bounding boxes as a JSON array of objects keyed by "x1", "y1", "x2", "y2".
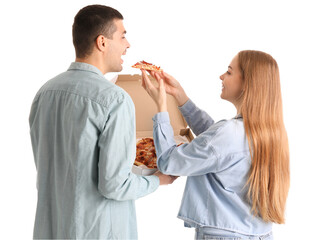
[{"x1": 96, "y1": 35, "x2": 107, "y2": 52}]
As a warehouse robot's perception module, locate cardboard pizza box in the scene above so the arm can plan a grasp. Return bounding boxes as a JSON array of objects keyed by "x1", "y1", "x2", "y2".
[{"x1": 115, "y1": 74, "x2": 194, "y2": 175}]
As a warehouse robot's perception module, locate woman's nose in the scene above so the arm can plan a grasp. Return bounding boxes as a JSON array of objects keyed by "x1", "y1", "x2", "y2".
[{"x1": 220, "y1": 74, "x2": 224, "y2": 80}]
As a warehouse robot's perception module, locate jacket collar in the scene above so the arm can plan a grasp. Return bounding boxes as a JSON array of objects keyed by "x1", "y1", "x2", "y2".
[{"x1": 233, "y1": 114, "x2": 243, "y2": 119}]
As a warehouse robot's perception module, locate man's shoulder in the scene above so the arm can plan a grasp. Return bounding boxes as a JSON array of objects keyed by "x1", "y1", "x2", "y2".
[
  {"x1": 35, "y1": 70, "x2": 132, "y2": 109},
  {"x1": 95, "y1": 81, "x2": 132, "y2": 107}
]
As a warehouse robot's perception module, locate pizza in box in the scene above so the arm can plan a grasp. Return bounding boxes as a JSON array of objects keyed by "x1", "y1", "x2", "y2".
[
  {"x1": 135, "y1": 138, "x2": 157, "y2": 169},
  {"x1": 134, "y1": 137, "x2": 183, "y2": 169}
]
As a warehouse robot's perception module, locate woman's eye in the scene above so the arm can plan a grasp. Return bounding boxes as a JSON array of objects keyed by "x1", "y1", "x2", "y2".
[{"x1": 227, "y1": 71, "x2": 231, "y2": 75}]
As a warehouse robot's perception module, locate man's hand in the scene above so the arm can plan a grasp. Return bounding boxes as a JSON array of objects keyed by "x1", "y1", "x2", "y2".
[{"x1": 153, "y1": 171, "x2": 178, "y2": 185}]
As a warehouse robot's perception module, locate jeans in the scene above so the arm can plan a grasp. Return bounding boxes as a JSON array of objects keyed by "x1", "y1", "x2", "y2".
[{"x1": 195, "y1": 228, "x2": 273, "y2": 240}]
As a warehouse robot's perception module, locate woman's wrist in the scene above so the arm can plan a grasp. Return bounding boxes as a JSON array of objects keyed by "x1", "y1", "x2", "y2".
[
  {"x1": 175, "y1": 90, "x2": 189, "y2": 107},
  {"x1": 158, "y1": 102, "x2": 167, "y2": 112}
]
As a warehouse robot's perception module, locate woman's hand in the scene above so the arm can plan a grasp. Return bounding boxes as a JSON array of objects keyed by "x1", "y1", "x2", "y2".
[
  {"x1": 141, "y1": 69, "x2": 167, "y2": 112},
  {"x1": 148, "y1": 71, "x2": 189, "y2": 107}
]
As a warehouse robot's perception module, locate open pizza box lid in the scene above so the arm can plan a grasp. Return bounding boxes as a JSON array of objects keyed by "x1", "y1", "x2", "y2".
[{"x1": 115, "y1": 74, "x2": 194, "y2": 175}]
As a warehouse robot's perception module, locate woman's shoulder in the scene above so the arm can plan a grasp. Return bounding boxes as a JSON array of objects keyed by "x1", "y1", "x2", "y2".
[
  {"x1": 207, "y1": 117, "x2": 249, "y2": 155},
  {"x1": 210, "y1": 117, "x2": 244, "y2": 134}
]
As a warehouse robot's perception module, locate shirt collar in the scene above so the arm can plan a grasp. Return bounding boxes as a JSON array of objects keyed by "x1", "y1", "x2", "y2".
[{"x1": 67, "y1": 62, "x2": 105, "y2": 78}]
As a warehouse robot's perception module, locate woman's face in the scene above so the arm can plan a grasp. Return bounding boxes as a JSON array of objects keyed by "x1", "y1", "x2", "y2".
[{"x1": 220, "y1": 55, "x2": 243, "y2": 107}]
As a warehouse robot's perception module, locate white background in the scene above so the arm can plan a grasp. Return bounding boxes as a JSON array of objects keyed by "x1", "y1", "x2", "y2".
[{"x1": 1, "y1": 0, "x2": 320, "y2": 239}]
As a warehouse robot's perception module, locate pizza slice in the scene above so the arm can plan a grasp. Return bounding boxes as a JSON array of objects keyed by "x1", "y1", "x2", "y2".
[{"x1": 132, "y1": 60, "x2": 162, "y2": 72}]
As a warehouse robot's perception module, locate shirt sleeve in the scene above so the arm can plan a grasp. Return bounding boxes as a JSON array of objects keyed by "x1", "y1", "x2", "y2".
[
  {"x1": 153, "y1": 112, "x2": 219, "y2": 176},
  {"x1": 97, "y1": 93, "x2": 159, "y2": 201},
  {"x1": 178, "y1": 99, "x2": 214, "y2": 136}
]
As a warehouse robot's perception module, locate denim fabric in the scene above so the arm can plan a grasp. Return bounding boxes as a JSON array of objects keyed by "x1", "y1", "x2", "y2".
[
  {"x1": 195, "y1": 228, "x2": 273, "y2": 240},
  {"x1": 29, "y1": 62, "x2": 159, "y2": 239},
  {"x1": 152, "y1": 99, "x2": 272, "y2": 236}
]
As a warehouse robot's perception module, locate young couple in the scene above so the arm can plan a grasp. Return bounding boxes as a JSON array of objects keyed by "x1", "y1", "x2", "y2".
[{"x1": 29, "y1": 4, "x2": 289, "y2": 240}]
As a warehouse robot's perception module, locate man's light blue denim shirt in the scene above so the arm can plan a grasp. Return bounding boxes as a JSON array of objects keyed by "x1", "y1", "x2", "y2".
[
  {"x1": 29, "y1": 62, "x2": 159, "y2": 239},
  {"x1": 152, "y1": 99, "x2": 272, "y2": 236}
]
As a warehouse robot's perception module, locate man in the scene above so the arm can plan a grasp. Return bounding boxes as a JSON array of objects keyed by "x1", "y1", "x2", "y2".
[{"x1": 29, "y1": 5, "x2": 176, "y2": 239}]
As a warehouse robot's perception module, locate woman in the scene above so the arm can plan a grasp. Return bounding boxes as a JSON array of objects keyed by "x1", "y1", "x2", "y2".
[{"x1": 141, "y1": 50, "x2": 290, "y2": 240}]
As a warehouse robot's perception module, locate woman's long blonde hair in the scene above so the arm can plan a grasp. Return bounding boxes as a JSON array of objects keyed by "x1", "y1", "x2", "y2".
[{"x1": 238, "y1": 50, "x2": 290, "y2": 224}]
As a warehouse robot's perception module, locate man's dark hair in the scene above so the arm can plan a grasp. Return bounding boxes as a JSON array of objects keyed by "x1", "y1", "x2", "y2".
[{"x1": 72, "y1": 5, "x2": 123, "y2": 58}]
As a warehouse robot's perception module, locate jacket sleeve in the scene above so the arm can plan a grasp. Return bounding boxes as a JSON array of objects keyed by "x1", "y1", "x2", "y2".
[
  {"x1": 97, "y1": 92, "x2": 159, "y2": 201},
  {"x1": 153, "y1": 112, "x2": 219, "y2": 176},
  {"x1": 178, "y1": 99, "x2": 214, "y2": 136}
]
